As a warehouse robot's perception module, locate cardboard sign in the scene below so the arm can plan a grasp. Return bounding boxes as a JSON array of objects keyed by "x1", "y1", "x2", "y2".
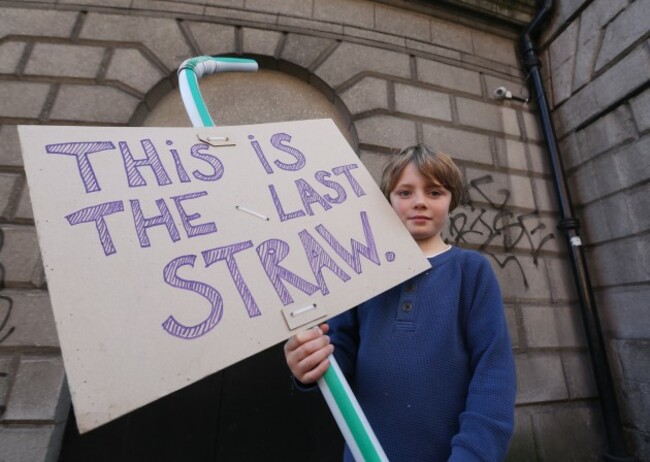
[{"x1": 18, "y1": 119, "x2": 430, "y2": 433}]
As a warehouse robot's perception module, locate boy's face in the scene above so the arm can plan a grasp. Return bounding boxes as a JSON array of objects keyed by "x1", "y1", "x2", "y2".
[{"x1": 389, "y1": 162, "x2": 451, "y2": 253}]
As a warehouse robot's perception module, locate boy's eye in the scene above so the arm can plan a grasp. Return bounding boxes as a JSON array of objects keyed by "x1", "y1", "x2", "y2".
[
  {"x1": 397, "y1": 191, "x2": 411, "y2": 197},
  {"x1": 428, "y1": 190, "x2": 442, "y2": 197}
]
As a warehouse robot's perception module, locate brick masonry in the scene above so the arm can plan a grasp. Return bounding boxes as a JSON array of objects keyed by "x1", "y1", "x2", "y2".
[
  {"x1": 0, "y1": 0, "x2": 645, "y2": 460},
  {"x1": 541, "y1": 0, "x2": 650, "y2": 458}
]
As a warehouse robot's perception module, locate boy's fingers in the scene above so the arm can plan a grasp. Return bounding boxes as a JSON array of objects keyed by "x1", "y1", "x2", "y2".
[{"x1": 284, "y1": 324, "x2": 328, "y2": 353}]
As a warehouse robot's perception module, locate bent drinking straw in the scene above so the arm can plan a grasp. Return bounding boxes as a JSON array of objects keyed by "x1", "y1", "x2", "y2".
[{"x1": 177, "y1": 56, "x2": 388, "y2": 462}]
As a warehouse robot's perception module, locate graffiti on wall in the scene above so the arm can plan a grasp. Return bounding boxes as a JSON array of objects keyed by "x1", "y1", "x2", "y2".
[
  {"x1": 0, "y1": 228, "x2": 15, "y2": 416},
  {"x1": 446, "y1": 175, "x2": 555, "y2": 288}
]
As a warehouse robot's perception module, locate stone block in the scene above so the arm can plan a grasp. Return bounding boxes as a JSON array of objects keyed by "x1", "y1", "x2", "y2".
[
  {"x1": 205, "y1": 0, "x2": 244, "y2": 6},
  {"x1": 562, "y1": 351, "x2": 597, "y2": 399},
  {"x1": 600, "y1": 285, "x2": 650, "y2": 338},
  {"x1": 0, "y1": 41, "x2": 26, "y2": 74},
  {"x1": 79, "y1": 13, "x2": 192, "y2": 71},
  {"x1": 504, "y1": 304, "x2": 519, "y2": 351},
  {"x1": 515, "y1": 353, "x2": 569, "y2": 404},
  {"x1": 277, "y1": 15, "x2": 344, "y2": 35},
  {"x1": 281, "y1": 33, "x2": 336, "y2": 70},
  {"x1": 0, "y1": 425, "x2": 66, "y2": 462},
  {"x1": 505, "y1": 409, "x2": 536, "y2": 462},
  {"x1": 532, "y1": 177, "x2": 559, "y2": 213},
  {"x1": 430, "y1": 18, "x2": 473, "y2": 54},
  {"x1": 0, "y1": 290, "x2": 58, "y2": 348},
  {"x1": 490, "y1": 253, "x2": 551, "y2": 301},
  {"x1": 549, "y1": 21, "x2": 577, "y2": 104},
  {"x1": 521, "y1": 304, "x2": 557, "y2": 348},
  {"x1": 539, "y1": 0, "x2": 586, "y2": 46},
  {"x1": 630, "y1": 88, "x2": 650, "y2": 133},
  {"x1": 405, "y1": 39, "x2": 461, "y2": 61},
  {"x1": 24, "y1": 43, "x2": 105, "y2": 79},
  {"x1": 612, "y1": 135, "x2": 650, "y2": 192},
  {"x1": 0, "y1": 225, "x2": 41, "y2": 285},
  {"x1": 65, "y1": 0, "x2": 130, "y2": 4},
  {"x1": 494, "y1": 138, "x2": 527, "y2": 171},
  {"x1": 613, "y1": 339, "x2": 650, "y2": 383},
  {"x1": 557, "y1": 131, "x2": 581, "y2": 170},
  {"x1": 313, "y1": 0, "x2": 374, "y2": 28},
  {"x1": 0, "y1": 126, "x2": 23, "y2": 168},
  {"x1": 374, "y1": 4, "x2": 430, "y2": 41},
  {"x1": 13, "y1": 177, "x2": 33, "y2": 222},
  {"x1": 342, "y1": 26, "x2": 406, "y2": 48},
  {"x1": 340, "y1": 77, "x2": 389, "y2": 115},
  {"x1": 585, "y1": 237, "x2": 649, "y2": 287},
  {"x1": 131, "y1": 0, "x2": 205, "y2": 15},
  {"x1": 394, "y1": 83, "x2": 452, "y2": 121},
  {"x1": 422, "y1": 124, "x2": 492, "y2": 165},
  {"x1": 521, "y1": 304, "x2": 585, "y2": 349},
  {"x1": 567, "y1": 160, "x2": 599, "y2": 205},
  {"x1": 206, "y1": 4, "x2": 277, "y2": 23},
  {"x1": 354, "y1": 115, "x2": 416, "y2": 150},
  {"x1": 50, "y1": 84, "x2": 139, "y2": 124},
  {"x1": 456, "y1": 98, "x2": 520, "y2": 136},
  {"x1": 619, "y1": 380, "x2": 650, "y2": 433},
  {"x1": 105, "y1": 49, "x2": 166, "y2": 95},
  {"x1": 556, "y1": 46, "x2": 650, "y2": 135},
  {"x1": 527, "y1": 142, "x2": 550, "y2": 175},
  {"x1": 0, "y1": 355, "x2": 15, "y2": 417},
  {"x1": 580, "y1": 187, "x2": 649, "y2": 244},
  {"x1": 3, "y1": 356, "x2": 67, "y2": 421},
  {"x1": 464, "y1": 168, "x2": 536, "y2": 210},
  {"x1": 242, "y1": 28, "x2": 283, "y2": 57},
  {"x1": 532, "y1": 403, "x2": 606, "y2": 461},
  {"x1": 471, "y1": 30, "x2": 517, "y2": 67},
  {"x1": 595, "y1": 0, "x2": 650, "y2": 72},
  {"x1": 576, "y1": 105, "x2": 637, "y2": 160},
  {"x1": 0, "y1": 8, "x2": 77, "y2": 39},
  {"x1": 0, "y1": 82, "x2": 51, "y2": 119},
  {"x1": 245, "y1": 0, "x2": 312, "y2": 17},
  {"x1": 358, "y1": 149, "x2": 390, "y2": 184},
  {"x1": 572, "y1": 0, "x2": 627, "y2": 91},
  {"x1": 544, "y1": 256, "x2": 578, "y2": 302},
  {"x1": 521, "y1": 111, "x2": 542, "y2": 142},
  {"x1": 0, "y1": 172, "x2": 19, "y2": 219},
  {"x1": 417, "y1": 58, "x2": 482, "y2": 96},
  {"x1": 186, "y1": 22, "x2": 235, "y2": 57},
  {"x1": 315, "y1": 42, "x2": 411, "y2": 88}
]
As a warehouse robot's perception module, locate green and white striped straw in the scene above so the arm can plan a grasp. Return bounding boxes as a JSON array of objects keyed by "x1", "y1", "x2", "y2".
[
  {"x1": 319, "y1": 355, "x2": 388, "y2": 461},
  {"x1": 177, "y1": 55, "x2": 388, "y2": 462},
  {"x1": 178, "y1": 56, "x2": 258, "y2": 128}
]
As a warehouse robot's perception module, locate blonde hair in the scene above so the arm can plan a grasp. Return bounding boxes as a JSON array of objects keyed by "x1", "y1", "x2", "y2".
[{"x1": 380, "y1": 144, "x2": 463, "y2": 212}]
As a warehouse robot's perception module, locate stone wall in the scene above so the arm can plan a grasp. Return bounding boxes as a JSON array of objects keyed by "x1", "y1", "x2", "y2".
[
  {"x1": 540, "y1": 0, "x2": 650, "y2": 460},
  {"x1": 1, "y1": 0, "x2": 641, "y2": 460}
]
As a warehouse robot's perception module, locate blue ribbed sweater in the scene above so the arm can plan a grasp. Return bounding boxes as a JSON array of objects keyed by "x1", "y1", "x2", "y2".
[{"x1": 329, "y1": 246, "x2": 516, "y2": 461}]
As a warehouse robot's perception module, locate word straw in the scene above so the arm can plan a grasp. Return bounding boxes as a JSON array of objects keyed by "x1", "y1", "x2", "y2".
[{"x1": 177, "y1": 55, "x2": 388, "y2": 462}]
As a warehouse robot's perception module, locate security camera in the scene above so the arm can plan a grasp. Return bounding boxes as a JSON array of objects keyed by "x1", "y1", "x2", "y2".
[
  {"x1": 494, "y1": 86, "x2": 510, "y2": 99},
  {"x1": 493, "y1": 86, "x2": 528, "y2": 103}
]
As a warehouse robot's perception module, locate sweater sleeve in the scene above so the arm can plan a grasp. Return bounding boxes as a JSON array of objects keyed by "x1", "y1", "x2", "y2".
[
  {"x1": 327, "y1": 307, "x2": 360, "y2": 381},
  {"x1": 449, "y1": 255, "x2": 517, "y2": 462}
]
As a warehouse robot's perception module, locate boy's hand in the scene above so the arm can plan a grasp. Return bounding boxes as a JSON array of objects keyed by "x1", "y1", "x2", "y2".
[{"x1": 284, "y1": 323, "x2": 334, "y2": 384}]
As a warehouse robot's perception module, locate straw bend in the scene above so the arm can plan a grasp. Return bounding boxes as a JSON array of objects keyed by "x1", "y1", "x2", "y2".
[{"x1": 178, "y1": 56, "x2": 258, "y2": 80}]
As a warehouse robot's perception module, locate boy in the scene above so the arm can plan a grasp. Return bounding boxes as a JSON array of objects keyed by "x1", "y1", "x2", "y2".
[{"x1": 284, "y1": 144, "x2": 516, "y2": 461}]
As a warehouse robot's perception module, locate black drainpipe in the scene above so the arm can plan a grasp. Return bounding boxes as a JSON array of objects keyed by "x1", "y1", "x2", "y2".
[{"x1": 519, "y1": 1, "x2": 634, "y2": 461}]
